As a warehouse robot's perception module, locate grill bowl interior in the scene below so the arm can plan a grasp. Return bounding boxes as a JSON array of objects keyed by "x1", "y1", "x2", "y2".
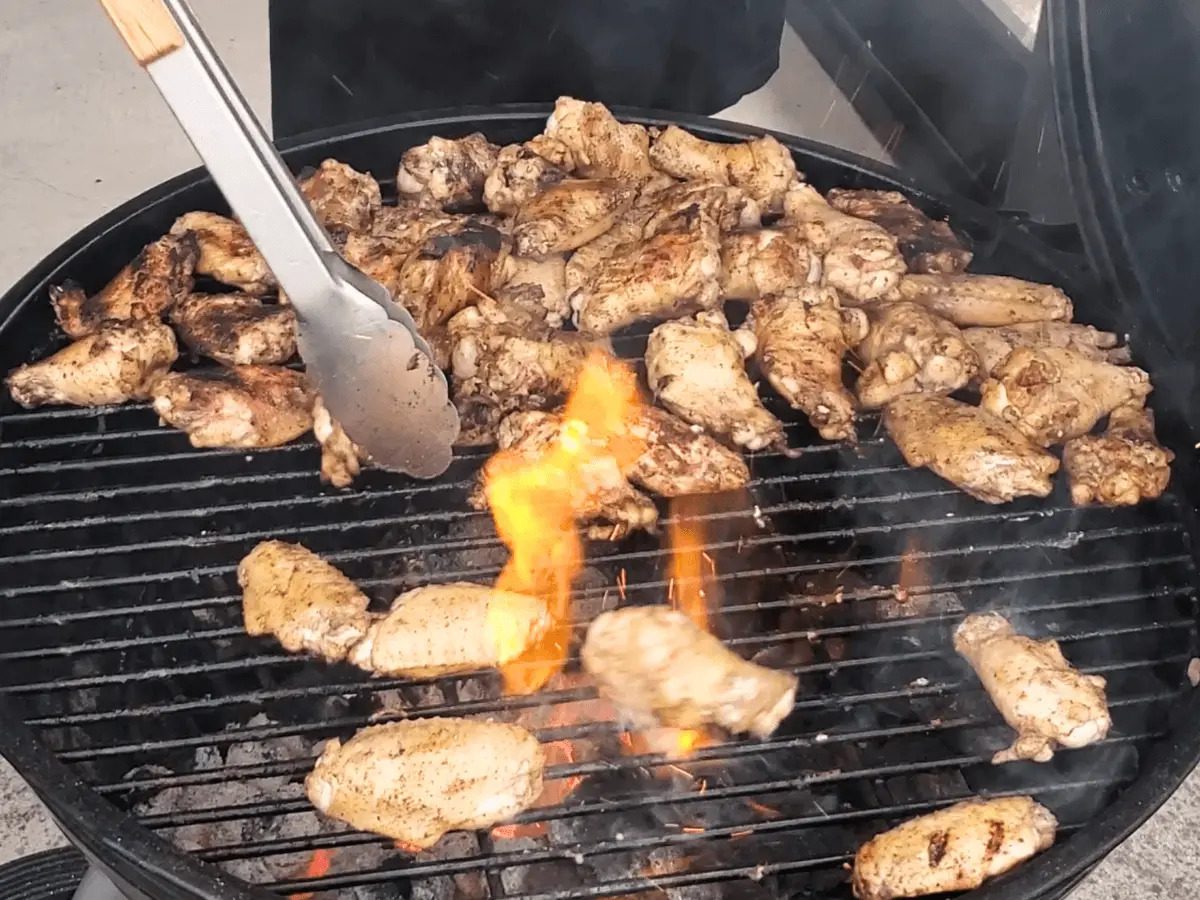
[{"x1": 0, "y1": 107, "x2": 1198, "y2": 900}]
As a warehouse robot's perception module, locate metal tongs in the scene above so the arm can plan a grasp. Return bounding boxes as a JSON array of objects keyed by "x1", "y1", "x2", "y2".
[{"x1": 98, "y1": 0, "x2": 460, "y2": 478}]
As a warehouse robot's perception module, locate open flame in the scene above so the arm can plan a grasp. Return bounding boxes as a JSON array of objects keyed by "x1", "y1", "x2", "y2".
[
  {"x1": 666, "y1": 497, "x2": 715, "y2": 631},
  {"x1": 484, "y1": 353, "x2": 644, "y2": 694}
]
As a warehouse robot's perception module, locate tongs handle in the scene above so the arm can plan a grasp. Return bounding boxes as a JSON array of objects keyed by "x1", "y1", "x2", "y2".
[{"x1": 98, "y1": 0, "x2": 184, "y2": 65}]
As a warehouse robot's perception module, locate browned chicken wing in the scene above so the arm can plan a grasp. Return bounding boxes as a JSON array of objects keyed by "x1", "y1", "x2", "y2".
[
  {"x1": 856, "y1": 301, "x2": 980, "y2": 408},
  {"x1": 298, "y1": 159, "x2": 381, "y2": 234},
  {"x1": 1063, "y1": 403, "x2": 1173, "y2": 506},
  {"x1": 827, "y1": 188, "x2": 972, "y2": 274},
  {"x1": 7, "y1": 319, "x2": 177, "y2": 409},
  {"x1": 151, "y1": 365, "x2": 313, "y2": 448},
  {"x1": 394, "y1": 215, "x2": 508, "y2": 330},
  {"x1": 564, "y1": 177, "x2": 676, "y2": 294},
  {"x1": 626, "y1": 406, "x2": 751, "y2": 496},
  {"x1": 641, "y1": 180, "x2": 763, "y2": 236},
  {"x1": 170, "y1": 293, "x2": 296, "y2": 366},
  {"x1": 512, "y1": 178, "x2": 636, "y2": 256},
  {"x1": 884, "y1": 394, "x2": 1059, "y2": 503},
  {"x1": 649, "y1": 125, "x2": 798, "y2": 212},
  {"x1": 544, "y1": 96, "x2": 656, "y2": 181},
  {"x1": 720, "y1": 227, "x2": 817, "y2": 300},
  {"x1": 397, "y1": 133, "x2": 501, "y2": 211},
  {"x1": 964, "y1": 322, "x2": 1130, "y2": 375},
  {"x1": 894, "y1": 274, "x2": 1073, "y2": 326},
  {"x1": 170, "y1": 212, "x2": 275, "y2": 295},
  {"x1": 482, "y1": 137, "x2": 573, "y2": 216},
  {"x1": 312, "y1": 395, "x2": 367, "y2": 489},
  {"x1": 494, "y1": 253, "x2": 570, "y2": 328},
  {"x1": 52, "y1": 233, "x2": 198, "y2": 338}
]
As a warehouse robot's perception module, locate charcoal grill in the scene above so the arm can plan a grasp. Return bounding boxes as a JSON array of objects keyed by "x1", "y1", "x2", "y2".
[{"x1": 0, "y1": 107, "x2": 1198, "y2": 900}]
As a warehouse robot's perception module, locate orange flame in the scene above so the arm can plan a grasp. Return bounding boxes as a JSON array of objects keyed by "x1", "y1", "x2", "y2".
[
  {"x1": 293, "y1": 848, "x2": 333, "y2": 899},
  {"x1": 484, "y1": 353, "x2": 644, "y2": 694},
  {"x1": 667, "y1": 499, "x2": 710, "y2": 632}
]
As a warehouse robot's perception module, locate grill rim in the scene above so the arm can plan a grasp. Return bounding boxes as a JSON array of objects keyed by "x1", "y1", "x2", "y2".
[{"x1": 0, "y1": 103, "x2": 1198, "y2": 900}]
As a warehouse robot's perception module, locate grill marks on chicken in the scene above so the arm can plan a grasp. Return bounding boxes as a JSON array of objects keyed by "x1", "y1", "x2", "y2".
[
  {"x1": 965, "y1": 321, "x2": 1130, "y2": 376},
  {"x1": 856, "y1": 302, "x2": 979, "y2": 408},
  {"x1": 626, "y1": 406, "x2": 750, "y2": 496},
  {"x1": 483, "y1": 137, "x2": 573, "y2": 216},
  {"x1": 306, "y1": 719, "x2": 544, "y2": 849},
  {"x1": 170, "y1": 293, "x2": 297, "y2": 366},
  {"x1": 894, "y1": 274, "x2": 1073, "y2": 326},
  {"x1": 7, "y1": 319, "x2": 177, "y2": 409},
  {"x1": 52, "y1": 233, "x2": 199, "y2": 338},
  {"x1": 512, "y1": 178, "x2": 637, "y2": 257},
  {"x1": 544, "y1": 96, "x2": 656, "y2": 182},
  {"x1": 955, "y1": 612, "x2": 1111, "y2": 763},
  {"x1": 1064, "y1": 404, "x2": 1173, "y2": 506},
  {"x1": 649, "y1": 125, "x2": 798, "y2": 212},
  {"x1": 397, "y1": 133, "x2": 500, "y2": 211},
  {"x1": 170, "y1": 212, "x2": 275, "y2": 295},
  {"x1": 298, "y1": 159, "x2": 381, "y2": 235},
  {"x1": 720, "y1": 227, "x2": 817, "y2": 300},
  {"x1": 827, "y1": 188, "x2": 972, "y2": 274}
]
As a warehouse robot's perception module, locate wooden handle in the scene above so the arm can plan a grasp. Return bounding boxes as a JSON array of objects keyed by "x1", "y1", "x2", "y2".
[{"x1": 98, "y1": 0, "x2": 185, "y2": 66}]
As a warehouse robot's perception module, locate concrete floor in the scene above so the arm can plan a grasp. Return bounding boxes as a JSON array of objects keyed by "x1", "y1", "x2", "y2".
[{"x1": 0, "y1": 2, "x2": 1194, "y2": 898}]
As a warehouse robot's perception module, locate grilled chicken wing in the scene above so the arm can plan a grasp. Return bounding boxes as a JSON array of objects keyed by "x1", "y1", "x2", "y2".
[
  {"x1": 151, "y1": 365, "x2": 312, "y2": 448},
  {"x1": 748, "y1": 287, "x2": 868, "y2": 442},
  {"x1": 642, "y1": 181, "x2": 763, "y2": 236},
  {"x1": 1063, "y1": 403, "x2": 1173, "y2": 506},
  {"x1": 955, "y1": 612, "x2": 1111, "y2": 763},
  {"x1": 395, "y1": 215, "x2": 508, "y2": 330},
  {"x1": 298, "y1": 159, "x2": 381, "y2": 234},
  {"x1": 783, "y1": 184, "x2": 906, "y2": 302},
  {"x1": 238, "y1": 540, "x2": 373, "y2": 663},
  {"x1": 513, "y1": 178, "x2": 636, "y2": 256},
  {"x1": 494, "y1": 253, "x2": 570, "y2": 328},
  {"x1": 52, "y1": 233, "x2": 198, "y2": 338},
  {"x1": 626, "y1": 407, "x2": 750, "y2": 496},
  {"x1": 312, "y1": 395, "x2": 367, "y2": 489},
  {"x1": 582, "y1": 606, "x2": 798, "y2": 738},
  {"x1": 851, "y1": 797, "x2": 1057, "y2": 900},
  {"x1": 564, "y1": 177, "x2": 676, "y2": 294},
  {"x1": 964, "y1": 322, "x2": 1130, "y2": 376},
  {"x1": 980, "y1": 347, "x2": 1152, "y2": 446},
  {"x1": 7, "y1": 319, "x2": 176, "y2": 409},
  {"x1": 720, "y1": 227, "x2": 817, "y2": 300},
  {"x1": 884, "y1": 395, "x2": 1059, "y2": 503},
  {"x1": 170, "y1": 212, "x2": 275, "y2": 295},
  {"x1": 856, "y1": 302, "x2": 979, "y2": 408},
  {"x1": 347, "y1": 583, "x2": 550, "y2": 677},
  {"x1": 483, "y1": 137, "x2": 574, "y2": 216},
  {"x1": 649, "y1": 126, "x2": 798, "y2": 212},
  {"x1": 543, "y1": 96, "x2": 656, "y2": 181},
  {"x1": 397, "y1": 133, "x2": 500, "y2": 211},
  {"x1": 306, "y1": 719, "x2": 545, "y2": 849},
  {"x1": 170, "y1": 293, "x2": 296, "y2": 366},
  {"x1": 646, "y1": 310, "x2": 784, "y2": 450},
  {"x1": 827, "y1": 188, "x2": 972, "y2": 274},
  {"x1": 894, "y1": 274, "x2": 1073, "y2": 326}
]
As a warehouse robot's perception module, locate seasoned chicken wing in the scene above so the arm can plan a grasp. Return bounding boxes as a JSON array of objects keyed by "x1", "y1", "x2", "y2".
[
  {"x1": 783, "y1": 184, "x2": 906, "y2": 302},
  {"x1": 1063, "y1": 403, "x2": 1173, "y2": 506},
  {"x1": 151, "y1": 365, "x2": 312, "y2": 448},
  {"x1": 827, "y1": 188, "x2": 972, "y2": 274},
  {"x1": 894, "y1": 274, "x2": 1073, "y2": 326},
  {"x1": 626, "y1": 407, "x2": 750, "y2": 496},
  {"x1": 397, "y1": 133, "x2": 500, "y2": 211},
  {"x1": 856, "y1": 302, "x2": 979, "y2": 408},
  {"x1": 582, "y1": 606, "x2": 798, "y2": 738},
  {"x1": 494, "y1": 253, "x2": 570, "y2": 328},
  {"x1": 980, "y1": 347, "x2": 1152, "y2": 446},
  {"x1": 955, "y1": 612, "x2": 1111, "y2": 763},
  {"x1": 544, "y1": 96, "x2": 656, "y2": 181},
  {"x1": 52, "y1": 233, "x2": 198, "y2": 338},
  {"x1": 238, "y1": 540, "x2": 373, "y2": 663},
  {"x1": 313, "y1": 395, "x2": 367, "y2": 489},
  {"x1": 748, "y1": 287, "x2": 868, "y2": 442},
  {"x1": 964, "y1": 322, "x2": 1130, "y2": 376},
  {"x1": 298, "y1": 159, "x2": 381, "y2": 234},
  {"x1": 564, "y1": 177, "x2": 676, "y2": 294},
  {"x1": 641, "y1": 181, "x2": 763, "y2": 236},
  {"x1": 884, "y1": 395, "x2": 1059, "y2": 503},
  {"x1": 720, "y1": 227, "x2": 817, "y2": 300},
  {"x1": 482, "y1": 137, "x2": 573, "y2": 216},
  {"x1": 170, "y1": 212, "x2": 275, "y2": 295},
  {"x1": 395, "y1": 215, "x2": 508, "y2": 329},
  {"x1": 306, "y1": 719, "x2": 545, "y2": 849},
  {"x1": 7, "y1": 319, "x2": 176, "y2": 409},
  {"x1": 649, "y1": 125, "x2": 798, "y2": 212},
  {"x1": 852, "y1": 797, "x2": 1057, "y2": 900},
  {"x1": 646, "y1": 310, "x2": 784, "y2": 451},
  {"x1": 513, "y1": 178, "x2": 636, "y2": 256},
  {"x1": 347, "y1": 583, "x2": 550, "y2": 677},
  {"x1": 170, "y1": 293, "x2": 296, "y2": 366}
]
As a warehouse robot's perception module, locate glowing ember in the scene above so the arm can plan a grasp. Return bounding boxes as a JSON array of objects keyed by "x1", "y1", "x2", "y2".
[
  {"x1": 483, "y1": 353, "x2": 644, "y2": 694},
  {"x1": 293, "y1": 848, "x2": 333, "y2": 899},
  {"x1": 895, "y1": 534, "x2": 926, "y2": 600},
  {"x1": 393, "y1": 840, "x2": 426, "y2": 854}
]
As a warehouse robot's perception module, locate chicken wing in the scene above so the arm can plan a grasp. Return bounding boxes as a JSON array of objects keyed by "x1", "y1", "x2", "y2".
[
  {"x1": 964, "y1": 322, "x2": 1130, "y2": 376},
  {"x1": 170, "y1": 212, "x2": 275, "y2": 295},
  {"x1": 170, "y1": 293, "x2": 296, "y2": 366},
  {"x1": 298, "y1": 159, "x2": 381, "y2": 234},
  {"x1": 1063, "y1": 403, "x2": 1173, "y2": 506},
  {"x1": 894, "y1": 274, "x2": 1073, "y2": 326},
  {"x1": 312, "y1": 395, "x2": 367, "y2": 489},
  {"x1": 955, "y1": 612, "x2": 1111, "y2": 763},
  {"x1": 980, "y1": 347, "x2": 1152, "y2": 446},
  {"x1": 646, "y1": 310, "x2": 784, "y2": 450},
  {"x1": 151, "y1": 365, "x2": 312, "y2": 448},
  {"x1": 649, "y1": 125, "x2": 798, "y2": 212},
  {"x1": 512, "y1": 178, "x2": 637, "y2": 256},
  {"x1": 626, "y1": 407, "x2": 750, "y2": 496},
  {"x1": 347, "y1": 583, "x2": 550, "y2": 677},
  {"x1": 494, "y1": 253, "x2": 570, "y2": 328},
  {"x1": 581, "y1": 606, "x2": 798, "y2": 738},
  {"x1": 394, "y1": 215, "x2": 508, "y2": 329},
  {"x1": 564, "y1": 177, "x2": 676, "y2": 294},
  {"x1": 306, "y1": 719, "x2": 545, "y2": 849},
  {"x1": 851, "y1": 797, "x2": 1057, "y2": 900},
  {"x1": 238, "y1": 540, "x2": 373, "y2": 663},
  {"x1": 482, "y1": 137, "x2": 573, "y2": 216},
  {"x1": 7, "y1": 319, "x2": 177, "y2": 409},
  {"x1": 826, "y1": 188, "x2": 972, "y2": 274},
  {"x1": 641, "y1": 181, "x2": 763, "y2": 236},
  {"x1": 748, "y1": 287, "x2": 868, "y2": 442},
  {"x1": 884, "y1": 395, "x2": 1059, "y2": 503},
  {"x1": 397, "y1": 133, "x2": 501, "y2": 211},
  {"x1": 856, "y1": 302, "x2": 979, "y2": 408},
  {"x1": 52, "y1": 233, "x2": 199, "y2": 338},
  {"x1": 543, "y1": 96, "x2": 656, "y2": 181},
  {"x1": 783, "y1": 184, "x2": 906, "y2": 302},
  {"x1": 719, "y1": 227, "x2": 817, "y2": 300}
]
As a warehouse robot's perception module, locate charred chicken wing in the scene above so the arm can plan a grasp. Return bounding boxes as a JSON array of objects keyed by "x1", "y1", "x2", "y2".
[
  {"x1": 170, "y1": 293, "x2": 297, "y2": 366},
  {"x1": 856, "y1": 302, "x2": 980, "y2": 408},
  {"x1": 170, "y1": 212, "x2": 275, "y2": 295},
  {"x1": 827, "y1": 188, "x2": 972, "y2": 274},
  {"x1": 397, "y1": 133, "x2": 500, "y2": 211},
  {"x1": 719, "y1": 227, "x2": 817, "y2": 300},
  {"x1": 1063, "y1": 403, "x2": 1173, "y2": 507},
  {"x1": 964, "y1": 322, "x2": 1130, "y2": 376},
  {"x1": 512, "y1": 178, "x2": 637, "y2": 256},
  {"x1": 306, "y1": 719, "x2": 545, "y2": 849},
  {"x1": 7, "y1": 319, "x2": 176, "y2": 409},
  {"x1": 626, "y1": 407, "x2": 751, "y2": 496},
  {"x1": 955, "y1": 612, "x2": 1111, "y2": 763},
  {"x1": 894, "y1": 274, "x2": 1073, "y2": 326},
  {"x1": 543, "y1": 96, "x2": 656, "y2": 182},
  {"x1": 298, "y1": 159, "x2": 381, "y2": 234},
  {"x1": 649, "y1": 125, "x2": 798, "y2": 212}
]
